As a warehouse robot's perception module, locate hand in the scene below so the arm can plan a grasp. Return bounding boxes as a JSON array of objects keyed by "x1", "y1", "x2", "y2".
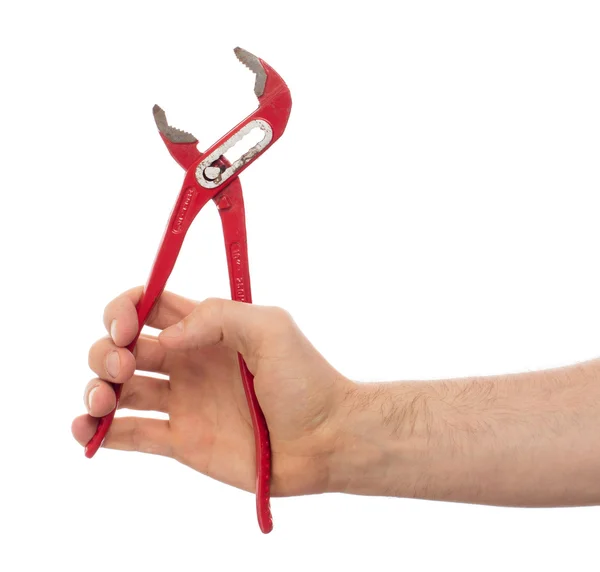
[{"x1": 72, "y1": 287, "x2": 351, "y2": 496}]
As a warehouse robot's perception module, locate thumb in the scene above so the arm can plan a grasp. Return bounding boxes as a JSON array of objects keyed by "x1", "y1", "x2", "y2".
[{"x1": 158, "y1": 297, "x2": 277, "y2": 356}]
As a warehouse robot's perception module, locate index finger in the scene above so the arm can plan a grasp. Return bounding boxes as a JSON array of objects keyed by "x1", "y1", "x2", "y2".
[{"x1": 102, "y1": 286, "x2": 197, "y2": 347}]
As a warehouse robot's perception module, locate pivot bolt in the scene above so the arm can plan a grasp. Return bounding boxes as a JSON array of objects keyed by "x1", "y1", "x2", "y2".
[{"x1": 204, "y1": 166, "x2": 221, "y2": 181}]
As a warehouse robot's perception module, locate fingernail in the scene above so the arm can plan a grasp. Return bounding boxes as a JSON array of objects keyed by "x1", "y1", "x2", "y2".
[
  {"x1": 110, "y1": 319, "x2": 118, "y2": 342},
  {"x1": 105, "y1": 350, "x2": 120, "y2": 379},
  {"x1": 161, "y1": 321, "x2": 184, "y2": 338},
  {"x1": 88, "y1": 386, "x2": 99, "y2": 411}
]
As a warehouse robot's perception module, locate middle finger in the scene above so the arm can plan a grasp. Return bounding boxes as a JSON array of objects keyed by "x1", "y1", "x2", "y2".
[{"x1": 88, "y1": 334, "x2": 170, "y2": 382}]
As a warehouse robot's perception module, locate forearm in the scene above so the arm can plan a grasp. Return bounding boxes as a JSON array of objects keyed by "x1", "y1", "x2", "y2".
[{"x1": 328, "y1": 359, "x2": 600, "y2": 506}]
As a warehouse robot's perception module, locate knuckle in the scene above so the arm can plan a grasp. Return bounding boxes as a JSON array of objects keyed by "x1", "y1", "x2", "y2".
[
  {"x1": 201, "y1": 297, "x2": 224, "y2": 314},
  {"x1": 195, "y1": 297, "x2": 224, "y2": 324},
  {"x1": 194, "y1": 298, "x2": 226, "y2": 345},
  {"x1": 123, "y1": 286, "x2": 144, "y2": 304},
  {"x1": 130, "y1": 417, "x2": 142, "y2": 452},
  {"x1": 105, "y1": 286, "x2": 141, "y2": 325},
  {"x1": 266, "y1": 306, "x2": 294, "y2": 329},
  {"x1": 260, "y1": 306, "x2": 297, "y2": 344}
]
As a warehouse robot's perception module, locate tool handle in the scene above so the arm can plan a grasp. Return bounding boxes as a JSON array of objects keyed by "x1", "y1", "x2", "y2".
[
  {"x1": 85, "y1": 227, "x2": 186, "y2": 458},
  {"x1": 238, "y1": 356, "x2": 272, "y2": 533},
  {"x1": 215, "y1": 180, "x2": 273, "y2": 534}
]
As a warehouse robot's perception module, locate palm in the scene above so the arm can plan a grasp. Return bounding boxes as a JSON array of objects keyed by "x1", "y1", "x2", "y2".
[
  {"x1": 166, "y1": 344, "x2": 256, "y2": 492},
  {"x1": 161, "y1": 320, "x2": 340, "y2": 496}
]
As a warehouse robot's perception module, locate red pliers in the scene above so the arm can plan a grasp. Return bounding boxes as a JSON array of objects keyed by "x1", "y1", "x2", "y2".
[{"x1": 84, "y1": 47, "x2": 292, "y2": 534}]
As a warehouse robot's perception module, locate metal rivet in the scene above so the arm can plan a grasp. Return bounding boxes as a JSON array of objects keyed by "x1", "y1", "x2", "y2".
[{"x1": 204, "y1": 166, "x2": 221, "y2": 181}]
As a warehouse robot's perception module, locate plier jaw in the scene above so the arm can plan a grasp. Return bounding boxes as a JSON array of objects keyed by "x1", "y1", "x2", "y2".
[
  {"x1": 155, "y1": 47, "x2": 291, "y2": 177},
  {"x1": 85, "y1": 48, "x2": 292, "y2": 535},
  {"x1": 150, "y1": 47, "x2": 291, "y2": 237}
]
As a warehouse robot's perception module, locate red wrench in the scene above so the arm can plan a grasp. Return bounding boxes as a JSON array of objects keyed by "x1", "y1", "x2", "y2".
[{"x1": 84, "y1": 47, "x2": 292, "y2": 534}]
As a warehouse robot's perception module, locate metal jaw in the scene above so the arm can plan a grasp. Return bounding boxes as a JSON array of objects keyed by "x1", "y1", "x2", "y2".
[
  {"x1": 153, "y1": 106, "x2": 197, "y2": 144},
  {"x1": 153, "y1": 47, "x2": 291, "y2": 196},
  {"x1": 234, "y1": 47, "x2": 267, "y2": 98}
]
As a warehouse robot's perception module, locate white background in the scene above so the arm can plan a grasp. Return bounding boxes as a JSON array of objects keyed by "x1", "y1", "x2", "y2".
[{"x1": 1, "y1": 1, "x2": 599, "y2": 570}]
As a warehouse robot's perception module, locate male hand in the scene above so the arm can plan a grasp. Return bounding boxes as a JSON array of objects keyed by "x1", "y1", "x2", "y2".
[{"x1": 72, "y1": 287, "x2": 350, "y2": 496}]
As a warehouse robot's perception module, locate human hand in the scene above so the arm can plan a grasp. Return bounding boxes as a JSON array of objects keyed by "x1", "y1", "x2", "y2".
[{"x1": 72, "y1": 288, "x2": 351, "y2": 496}]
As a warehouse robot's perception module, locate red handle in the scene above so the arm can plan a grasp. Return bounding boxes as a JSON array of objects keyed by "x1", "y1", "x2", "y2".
[
  {"x1": 238, "y1": 357, "x2": 272, "y2": 533},
  {"x1": 216, "y1": 180, "x2": 273, "y2": 533}
]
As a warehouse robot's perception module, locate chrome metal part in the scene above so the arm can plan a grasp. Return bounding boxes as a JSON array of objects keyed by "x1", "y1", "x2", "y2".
[
  {"x1": 203, "y1": 166, "x2": 221, "y2": 180},
  {"x1": 195, "y1": 119, "x2": 273, "y2": 189}
]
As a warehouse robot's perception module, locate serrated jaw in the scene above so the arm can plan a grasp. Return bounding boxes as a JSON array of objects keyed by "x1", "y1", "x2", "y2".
[
  {"x1": 234, "y1": 47, "x2": 267, "y2": 98},
  {"x1": 153, "y1": 104, "x2": 198, "y2": 144}
]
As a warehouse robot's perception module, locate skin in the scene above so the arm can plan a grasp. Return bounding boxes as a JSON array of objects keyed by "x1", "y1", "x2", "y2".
[{"x1": 73, "y1": 287, "x2": 600, "y2": 505}]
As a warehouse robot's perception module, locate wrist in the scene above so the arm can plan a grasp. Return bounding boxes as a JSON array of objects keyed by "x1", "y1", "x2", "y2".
[{"x1": 325, "y1": 380, "x2": 442, "y2": 496}]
